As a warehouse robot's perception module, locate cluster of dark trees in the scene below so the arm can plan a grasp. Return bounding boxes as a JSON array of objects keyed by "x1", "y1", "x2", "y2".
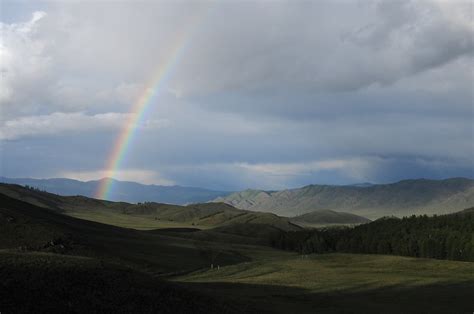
[
  {"x1": 271, "y1": 210, "x2": 474, "y2": 262},
  {"x1": 24, "y1": 185, "x2": 44, "y2": 192}
]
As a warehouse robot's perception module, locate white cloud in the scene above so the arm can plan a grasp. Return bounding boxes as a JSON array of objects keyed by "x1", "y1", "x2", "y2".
[
  {"x1": 0, "y1": 11, "x2": 51, "y2": 110},
  {"x1": 3, "y1": 2, "x2": 472, "y2": 119},
  {"x1": 0, "y1": 10, "x2": 153, "y2": 118},
  {"x1": 0, "y1": 112, "x2": 169, "y2": 140}
]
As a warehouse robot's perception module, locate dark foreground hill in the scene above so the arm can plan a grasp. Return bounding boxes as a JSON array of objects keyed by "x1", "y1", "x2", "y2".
[
  {"x1": 0, "y1": 193, "x2": 248, "y2": 272},
  {"x1": 0, "y1": 192, "x2": 256, "y2": 312},
  {"x1": 0, "y1": 251, "x2": 242, "y2": 314},
  {"x1": 0, "y1": 176, "x2": 229, "y2": 204},
  {"x1": 214, "y1": 178, "x2": 474, "y2": 219}
]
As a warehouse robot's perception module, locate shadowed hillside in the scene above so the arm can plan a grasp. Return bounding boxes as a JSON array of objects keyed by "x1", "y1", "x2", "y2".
[
  {"x1": 0, "y1": 193, "x2": 249, "y2": 273},
  {"x1": 0, "y1": 251, "x2": 243, "y2": 314}
]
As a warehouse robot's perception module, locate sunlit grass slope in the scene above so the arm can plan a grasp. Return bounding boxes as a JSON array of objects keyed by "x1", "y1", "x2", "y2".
[
  {"x1": 176, "y1": 253, "x2": 474, "y2": 313},
  {"x1": 179, "y1": 253, "x2": 474, "y2": 290}
]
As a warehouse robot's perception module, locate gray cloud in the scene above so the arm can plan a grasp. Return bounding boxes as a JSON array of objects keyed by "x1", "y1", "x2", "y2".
[
  {"x1": 0, "y1": 0, "x2": 472, "y2": 189},
  {"x1": 0, "y1": 112, "x2": 168, "y2": 140}
]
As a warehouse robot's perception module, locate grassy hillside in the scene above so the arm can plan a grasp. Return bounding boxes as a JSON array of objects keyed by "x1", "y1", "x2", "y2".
[
  {"x1": 0, "y1": 183, "x2": 298, "y2": 232},
  {"x1": 0, "y1": 193, "x2": 251, "y2": 273},
  {"x1": 176, "y1": 253, "x2": 474, "y2": 314},
  {"x1": 214, "y1": 178, "x2": 474, "y2": 218},
  {"x1": 291, "y1": 209, "x2": 370, "y2": 227}
]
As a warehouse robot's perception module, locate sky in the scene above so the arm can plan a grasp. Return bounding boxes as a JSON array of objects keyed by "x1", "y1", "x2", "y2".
[{"x1": 0, "y1": 0, "x2": 473, "y2": 191}]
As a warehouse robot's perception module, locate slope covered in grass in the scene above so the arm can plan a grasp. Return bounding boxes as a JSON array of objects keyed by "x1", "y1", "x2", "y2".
[
  {"x1": 176, "y1": 253, "x2": 474, "y2": 314},
  {"x1": 291, "y1": 209, "x2": 370, "y2": 227},
  {"x1": 0, "y1": 183, "x2": 298, "y2": 231},
  {"x1": 0, "y1": 193, "x2": 248, "y2": 273}
]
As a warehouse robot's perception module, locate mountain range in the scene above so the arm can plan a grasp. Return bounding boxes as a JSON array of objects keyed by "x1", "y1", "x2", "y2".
[
  {"x1": 0, "y1": 177, "x2": 229, "y2": 204},
  {"x1": 2, "y1": 176, "x2": 474, "y2": 219},
  {"x1": 213, "y1": 178, "x2": 474, "y2": 219}
]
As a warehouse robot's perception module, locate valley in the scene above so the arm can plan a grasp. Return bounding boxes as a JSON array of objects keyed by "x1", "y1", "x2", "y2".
[
  {"x1": 1, "y1": 183, "x2": 473, "y2": 313},
  {"x1": 2, "y1": 2, "x2": 472, "y2": 313}
]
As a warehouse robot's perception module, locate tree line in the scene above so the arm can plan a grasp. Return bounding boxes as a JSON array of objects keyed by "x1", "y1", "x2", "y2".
[{"x1": 271, "y1": 210, "x2": 474, "y2": 262}]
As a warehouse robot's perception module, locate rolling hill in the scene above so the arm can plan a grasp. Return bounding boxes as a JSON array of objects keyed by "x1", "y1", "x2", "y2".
[
  {"x1": 213, "y1": 178, "x2": 474, "y2": 219},
  {"x1": 0, "y1": 192, "x2": 250, "y2": 273},
  {"x1": 0, "y1": 183, "x2": 300, "y2": 233},
  {"x1": 0, "y1": 192, "x2": 266, "y2": 313},
  {"x1": 0, "y1": 176, "x2": 229, "y2": 204}
]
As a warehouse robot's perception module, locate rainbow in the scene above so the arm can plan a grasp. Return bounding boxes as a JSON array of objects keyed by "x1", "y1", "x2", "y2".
[{"x1": 95, "y1": 9, "x2": 208, "y2": 200}]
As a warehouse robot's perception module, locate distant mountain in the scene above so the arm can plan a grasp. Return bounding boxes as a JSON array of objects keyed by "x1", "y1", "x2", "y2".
[
  {"x1": 454, "y1": 207, "x2": 474, "y2": 215},
  {"x1": 347, "y1": 182, "x2": 374, "y2": 188},
  {"x1": 0, "y1": 177, "x2": 230, "y2": 205},
  {"x1": 291, "y1": 210, "x2": 370, "y2": 227},
  {"x1": 213, "y1": 178, "x2": 474, "y2": 219}
]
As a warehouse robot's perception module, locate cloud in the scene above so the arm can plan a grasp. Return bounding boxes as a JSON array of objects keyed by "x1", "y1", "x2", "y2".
[
  {"x1": 0, "y1": 10, "x2": 150, "y2": 118},
  {"x1": 0, "y1": 112, "x2": 169, "y2": 140},
  {"x1": 171, "y1": 0, "x2": 473, "y2": 95},
  {"x1": 3, "y1": 2, "x2": 472, "y2": 119},
  {"x1": 0, "y1": 10, "x2": 51, "y2": 112},
  {"x1": 0, "y1": 1, "x2": 472, "y2": 190},
  {"x1": 158, "y1": 155, "x2": 474, "y2": 190},
  {"x1": 235, "y1": 159, "x2": 371, "y2": 178},
  {"x1": 158, "y1": 158, "x2": 370, "y2": 190}
]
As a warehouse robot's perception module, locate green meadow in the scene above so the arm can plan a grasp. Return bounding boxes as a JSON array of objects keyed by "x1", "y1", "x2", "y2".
[
  {"x1": 175, "y1": 253, "x2": 474, "y2": 313},
  {"x1": 67, "y1": 210, "x2": 206, "y2": 230}
]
